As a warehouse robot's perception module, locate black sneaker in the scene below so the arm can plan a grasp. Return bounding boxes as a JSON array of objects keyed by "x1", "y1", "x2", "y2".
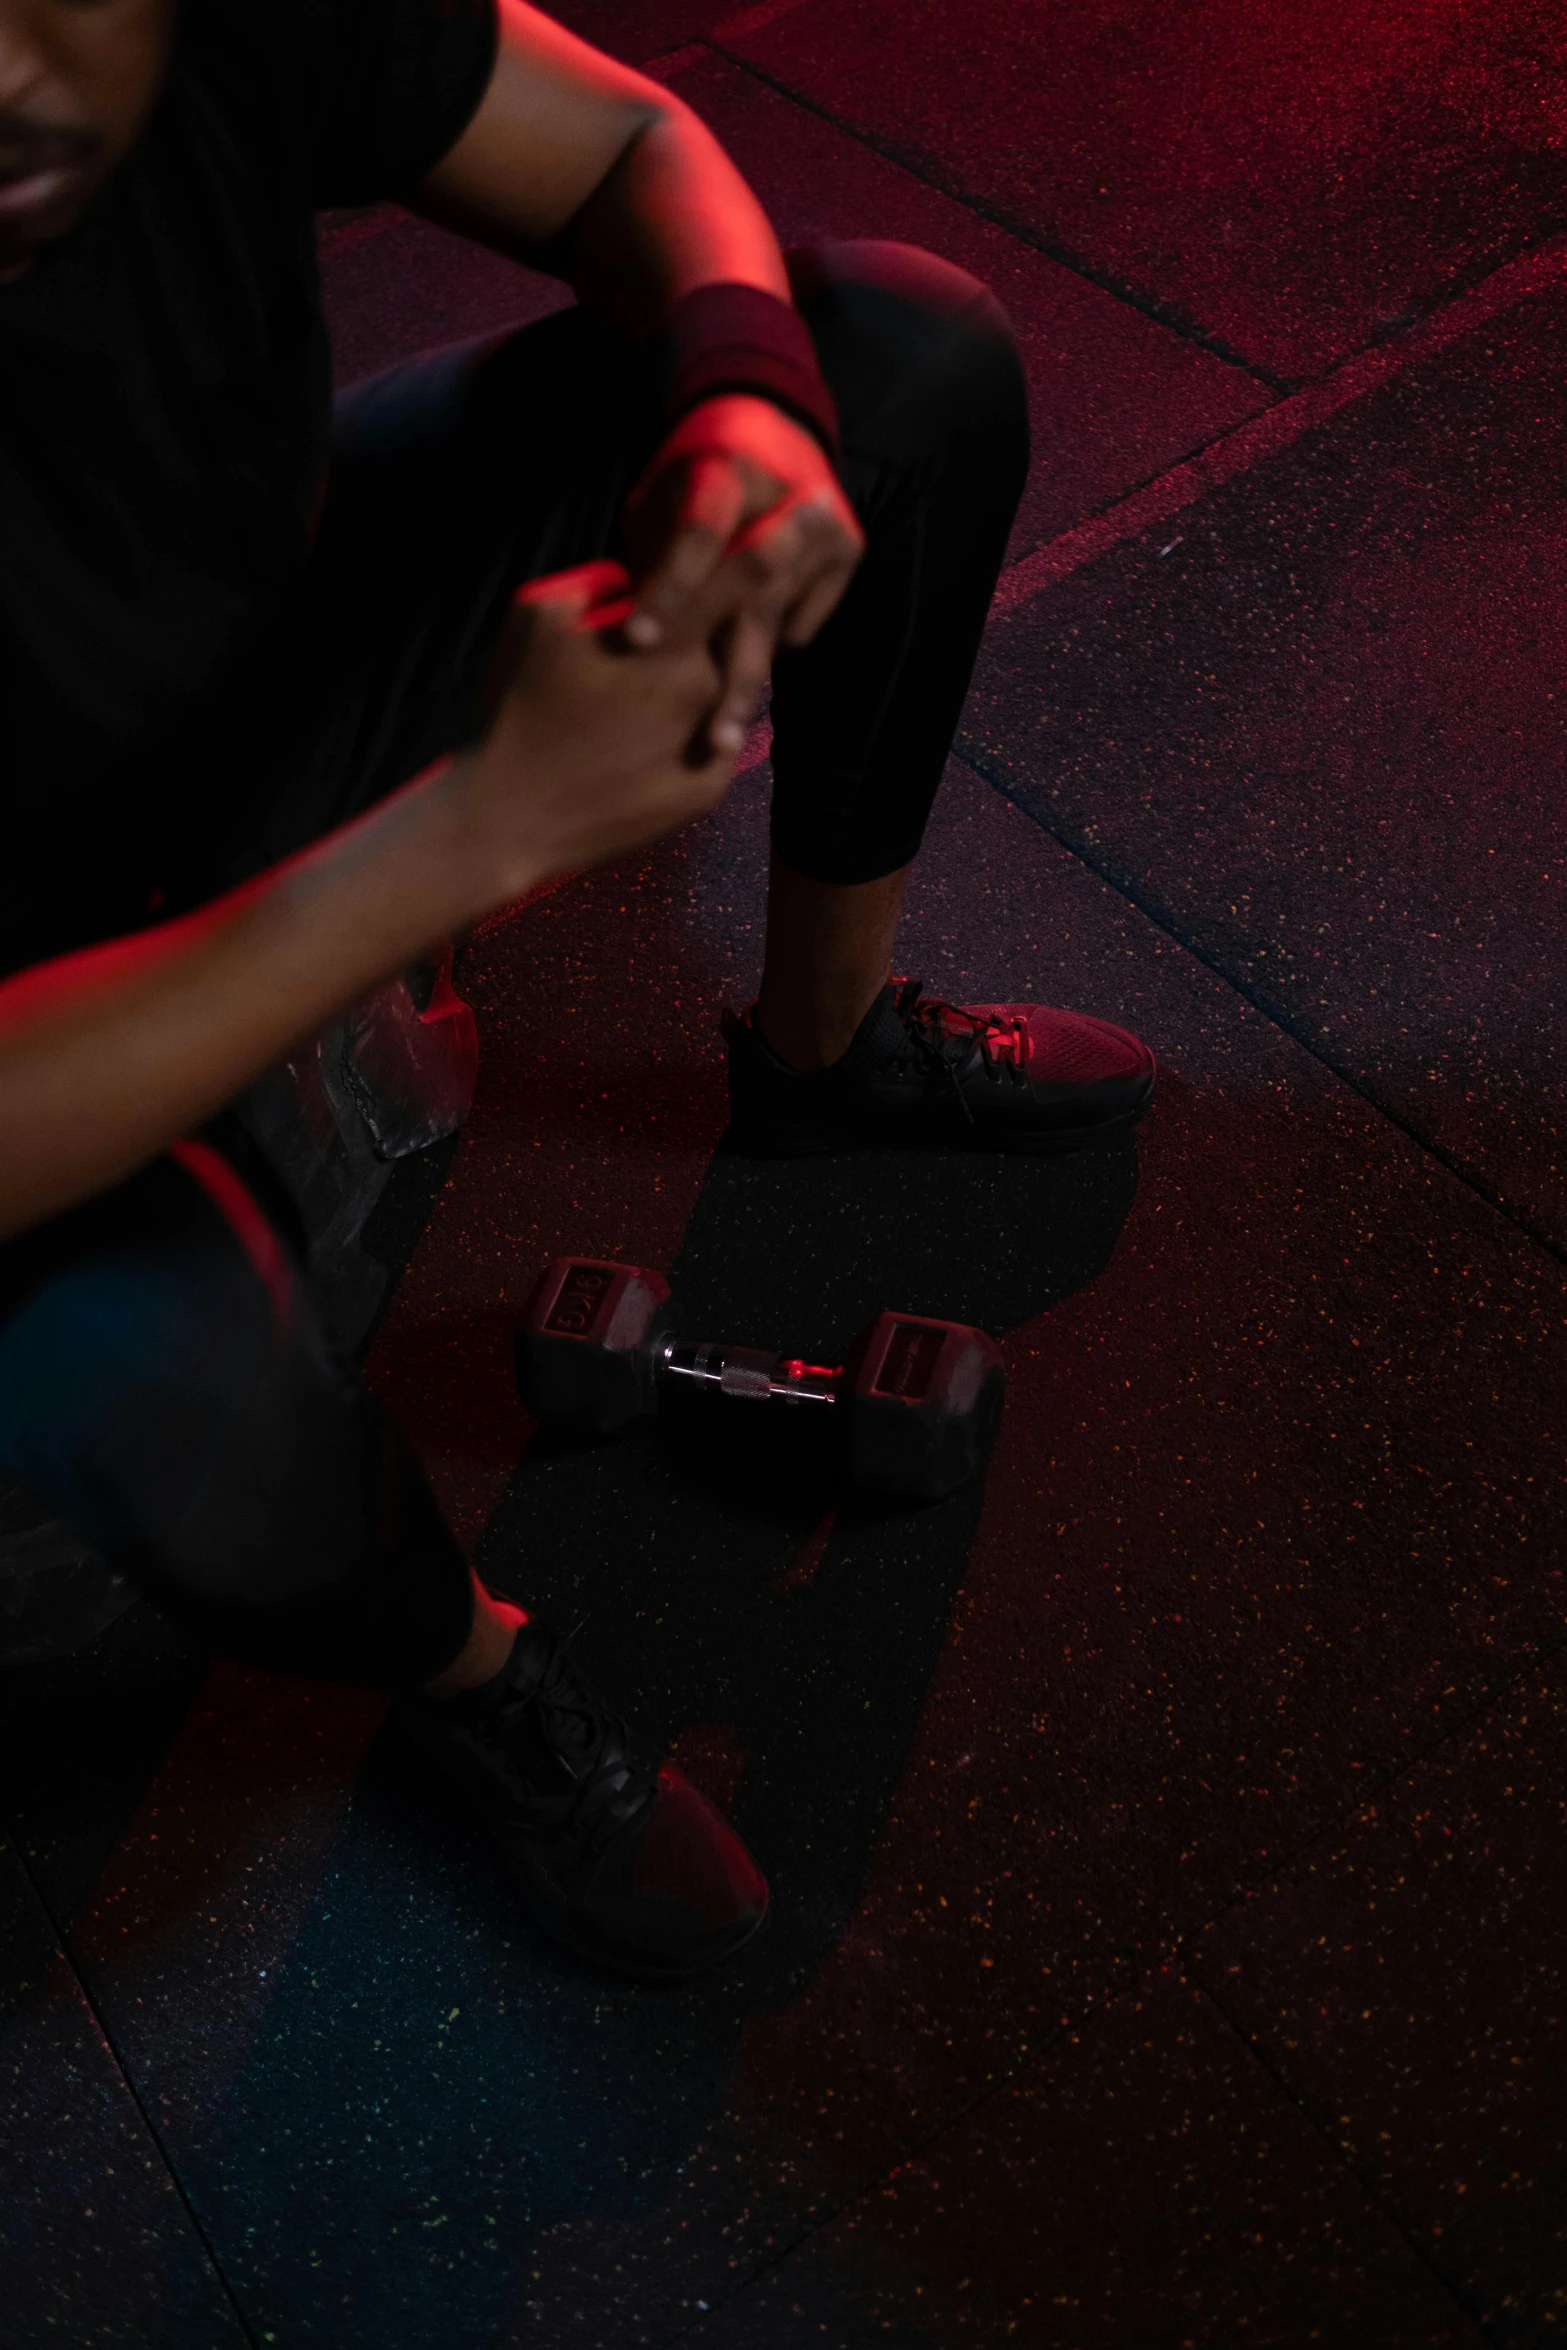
[
  {"x1": 395, "y1": 1618, "x2": 768, "y2": 1981},
  {"x1": 723, "y1": 978, "x2": 1156, "y2": 1157}
]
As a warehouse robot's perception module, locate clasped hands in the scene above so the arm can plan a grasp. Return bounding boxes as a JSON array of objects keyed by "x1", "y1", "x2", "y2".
[
  {"x1": 619, "y1": 390, "x2": 863, "y2": 754},
  {"x1": 455, "y1": 394, "x2": 863, "y2": 900}
]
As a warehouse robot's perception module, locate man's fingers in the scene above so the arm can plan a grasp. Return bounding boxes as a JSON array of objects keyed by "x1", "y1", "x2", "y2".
[
  {"x1": 629, "y1": 455, "x2": 749, "y2": 643},
  {"x1": 709, "y1": 608, "x2": 777, "y2": 755},
  {"x1": 694, "y1": 496, "x2": 862, "y2": 746},
  {"x1": 645, "y1": 494, "x2": 858, "y2": 692},
  {"x1": 707, "y1": 494, "x2": 864, "y2": 655},
  {"x1": 722, "y1": 490, "x2": 857, "y2": 598},
  {"x1": 780, "y1": 554, "x2": 858, "y2": 647},
  {"x1": 630, "y1": 457, "x2": 862, "y2": 642},
  {"x1": 515, "y1": 556, "x2": 634, "y2": 628}
]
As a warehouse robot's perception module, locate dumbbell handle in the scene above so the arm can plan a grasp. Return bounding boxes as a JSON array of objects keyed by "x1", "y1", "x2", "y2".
[
  {"x1": 517, "y1": 1259, "x2": 1005, "y2": 1499},
  {"x1": 657, "y1": 1338, "x2": 840, "y2": 1409}
]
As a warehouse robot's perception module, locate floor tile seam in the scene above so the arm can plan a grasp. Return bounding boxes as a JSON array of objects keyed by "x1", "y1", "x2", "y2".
[
  {"x1": 1, "y1": 1828, "x2": 263, "y2": 2349},
  {"x1": 645, "y1": 791, "x2": 1563, "y2": 2344},
  {"x1": 650, "y1": 2022, "x2": 1082, "y2": 2348},
  {"x1": 654, "y1": 1863, "x2": 1493, "y2": 2350},
  {"x1": 663, "y1": 1620, "x2": 1557, "y2": 2344},
  {"x1": 691, "y1": 42, "x2": 1283, "y2": 386},
  {"x1": 952, "y1": 747, "x2": 1567, "y2": 1276},
  {"x1": 1173, "y1": 1634, "x2": 1567, "y2": 1968},
  {"x1": 721, "y1": 1624, "x2": 1567, "y2": 2269},
  {"x1": 317, "y1": 108, "x2": 1567, "y2": 421},
  {"x1": 691, "y1": 44, "x2": 1567, "y2": 406},
  {"x1": 992, "y1": 228, "x2": 1567, "y2": 613},
  {"x1": 1175, "y1": 1954, "x2": 1493, "y2": 2339},
  {"x1": 315, "y1": 96, "x2": 1565, "y2": 488}
]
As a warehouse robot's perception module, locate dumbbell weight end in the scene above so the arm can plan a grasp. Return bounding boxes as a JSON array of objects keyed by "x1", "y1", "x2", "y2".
[
  {"x1": 843, "y1": 1312, "x2": 1007, "y2": 1501},
  {"x1": 517, "y1": 1258, "x2": 1007, "y2": 1500},
  {"x1": 516, "y1": 1258, "x2": 676, "y2": 1433}
]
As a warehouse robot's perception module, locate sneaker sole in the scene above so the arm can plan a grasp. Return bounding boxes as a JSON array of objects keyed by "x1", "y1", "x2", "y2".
[
  {"x1": 564, "y1": 1899, "x2": 771, "y2": 1987},
  {"x1": 719, "y1": 1086, "x2": 1156, "y2": 1162},
  {"x1": 393, "y1": 1708, "x2": 771, "y2": 1985}
]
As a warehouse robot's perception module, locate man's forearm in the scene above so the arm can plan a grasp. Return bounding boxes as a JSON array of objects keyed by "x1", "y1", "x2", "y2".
[
  {"x1": 410, "y1": 1, "x2": 859, "y2": 686},
  {"x1": 0, "y1": 762, "x2": 499, "y2": 1243},
  {"x1": 561, "y1": 104, "x2": 790, "y2": 345},
  {"x1": 414, "y1": 1, "x2": 791, "y2": 345},
  {"x1": 0, "y1": 553, "x2": 736, "y2": 1246}
]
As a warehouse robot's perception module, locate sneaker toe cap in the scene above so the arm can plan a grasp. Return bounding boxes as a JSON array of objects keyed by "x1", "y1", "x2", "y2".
[
  {"x1": 587, "y1": 1765, "x2": 769, "y2": 1976},
  {"x1": 970, "y1": 1003, "x2": 1154, "y2": 1094},
  {"x1": 1031, "y1": 1007, "x2": 1152, "y2": 1082}
]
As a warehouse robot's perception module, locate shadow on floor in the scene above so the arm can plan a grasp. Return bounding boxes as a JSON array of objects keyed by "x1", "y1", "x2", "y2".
[{"x1": 468, "y1": 1135, "x2": 1139, "y2": 2005}]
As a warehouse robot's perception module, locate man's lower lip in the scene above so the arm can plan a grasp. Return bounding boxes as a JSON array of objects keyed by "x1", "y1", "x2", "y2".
[{"x1": 0, "y1": 166, "x2": 76, "y2": 222}]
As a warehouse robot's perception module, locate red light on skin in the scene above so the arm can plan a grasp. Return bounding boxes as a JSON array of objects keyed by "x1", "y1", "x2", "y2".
[{"x1": 515, "y1": 558, "x2": 637, "y2": 637}]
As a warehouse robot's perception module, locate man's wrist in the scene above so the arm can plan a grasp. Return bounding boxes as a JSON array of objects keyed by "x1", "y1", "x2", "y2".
[
  {"x1": 656, "y1": 281, "x2": 840, "y2": 460},
  {"x1": 422, "y1": 750, "x2": 547, "y2": 923}
]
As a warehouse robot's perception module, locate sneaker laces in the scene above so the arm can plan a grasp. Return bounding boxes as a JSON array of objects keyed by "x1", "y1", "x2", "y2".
[
  {"x1": 472, "y1": 1621, "x2": 657, "y2": 1851},
  {"x1": 888, "y1": 978, "x2": 1031, "y2": 1123}
]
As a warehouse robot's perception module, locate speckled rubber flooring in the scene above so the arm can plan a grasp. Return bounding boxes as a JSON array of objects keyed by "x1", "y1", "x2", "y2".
[{"x1": 4, "y1": 5, "x2": 1566, "y2": 2345}]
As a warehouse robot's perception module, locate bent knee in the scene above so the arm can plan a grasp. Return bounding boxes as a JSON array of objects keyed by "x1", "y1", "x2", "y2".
[
  {"x1": 788, "y1": 239, "x2": 1027, "y2": 455},
  {"x1": 0, "y1": 1164, "x2": 369, "y2": 1606}
]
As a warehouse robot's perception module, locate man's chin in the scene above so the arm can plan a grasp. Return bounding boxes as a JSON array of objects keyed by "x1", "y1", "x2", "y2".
[{"x1": 0, "y1": 167, "x2": 97, "y2": 275}]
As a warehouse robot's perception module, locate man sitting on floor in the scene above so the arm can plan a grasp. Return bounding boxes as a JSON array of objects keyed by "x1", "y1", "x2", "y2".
[{"x1": 0, "y1": 0, "x2": 1155, "y2": 1978}]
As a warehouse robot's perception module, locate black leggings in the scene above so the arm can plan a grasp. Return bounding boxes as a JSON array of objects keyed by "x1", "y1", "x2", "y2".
[
  {"x1": 187, "y1": 238, "x2": 1029, "y2": 896},
  {"x1": 0, "y1": 242, "x2": 1028, "y2": 1687}
]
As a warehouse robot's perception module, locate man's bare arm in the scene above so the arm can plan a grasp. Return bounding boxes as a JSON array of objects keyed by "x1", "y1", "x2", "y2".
[
  {"x1": 412, "y1": 1, "x2": 788, "y2": 327},
  {"x1": 0, "y1": 775, "x2": 494, "y2": 1244},
  {"x1": 413, "y1": 2, "x2": 864, "y2": 745},
  {"x1": 0, "y1": 566, "x2": 730, "y2": 1243}
]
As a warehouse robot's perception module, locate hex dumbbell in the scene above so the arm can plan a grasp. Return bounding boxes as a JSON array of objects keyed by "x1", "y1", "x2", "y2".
[{"x1": 515, "y1": 1257, "x2": 1005, "y2": 1501}]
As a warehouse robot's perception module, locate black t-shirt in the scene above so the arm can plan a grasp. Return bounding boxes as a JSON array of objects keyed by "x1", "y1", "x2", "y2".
[{"x1": 0, "y1": 0, "x2": 496, "y2": 969}]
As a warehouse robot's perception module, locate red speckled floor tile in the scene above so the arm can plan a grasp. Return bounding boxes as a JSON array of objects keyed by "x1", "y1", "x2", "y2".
[
  {"x1": 0, "y1": 1841, "x2": 248, "y2": 2348},
  {"x1": 658, "y1": 51, "x2": 1268, "y2": 561},
  {"x1": 1188, "y1": 1655, "x2": 1567, "y2": 2343},
  {"x1": 966, "y1": 282, "x2": 1567, "y2": 1249},
  {"x1": 687, "y1": 1967, "x2": 1483, "y2": 2349},
  {"x1": 724, "y1": 0, "x2": 1567, "y2": 379}
]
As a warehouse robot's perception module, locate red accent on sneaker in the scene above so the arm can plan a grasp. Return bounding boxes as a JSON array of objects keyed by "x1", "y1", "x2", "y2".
[
  {"x1": 631, "y1": 1765, "x2": 769, "y2": 1933},
  {"x1": 971, "y1": 1001, "x2": 1149, "y2": 1083},
  {"x1": 905, "y1": 987, "x2": 1031, "y2": 1071}
]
